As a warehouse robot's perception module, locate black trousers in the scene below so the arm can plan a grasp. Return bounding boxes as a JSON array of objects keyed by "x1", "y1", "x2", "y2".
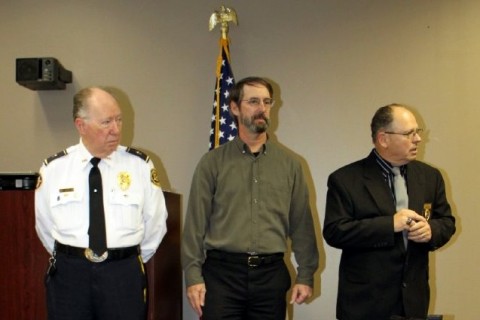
[
  {"x1": 202, "y1": 255, "x2": 291, "y2": 320},
  {"x1": 45, "y1": 252, "x2": 147, "y2": 320}
]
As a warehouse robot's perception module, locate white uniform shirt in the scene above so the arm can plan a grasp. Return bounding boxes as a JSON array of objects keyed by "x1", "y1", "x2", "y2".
[{"x1": 35, "y1": 141, "x2": 168, "y2": 262}]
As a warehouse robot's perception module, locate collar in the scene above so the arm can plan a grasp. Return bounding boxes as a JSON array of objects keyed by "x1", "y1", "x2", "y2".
[
  {"x1": 77, "y1": 139, "x2": 118, "y2": 169},
  {"x1": 372, "y1": 149, "x2": 406, "y2": 176},
  {"x1": 233, "y1": 135, "x2": 268, "y2": 155}
]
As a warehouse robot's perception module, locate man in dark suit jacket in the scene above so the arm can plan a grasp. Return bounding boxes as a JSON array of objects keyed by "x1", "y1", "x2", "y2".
[{"x1": 323, "y1": 104, "x2": 456, "y2": 320}]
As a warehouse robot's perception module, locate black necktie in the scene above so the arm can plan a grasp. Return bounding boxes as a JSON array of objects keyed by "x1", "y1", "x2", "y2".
[{"x1": 88, "y1": 157, "x2": 107, "y2": 255}]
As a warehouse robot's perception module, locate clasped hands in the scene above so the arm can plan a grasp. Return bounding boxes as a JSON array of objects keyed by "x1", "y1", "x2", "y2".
[{"x1": 394, "y1": 209, "x2": 431, "y2": 242}]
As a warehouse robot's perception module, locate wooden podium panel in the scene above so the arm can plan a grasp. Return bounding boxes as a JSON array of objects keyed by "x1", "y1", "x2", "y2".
[
  {"x1": 146, "y1": 192, "x2": 182, "y2": 320},
  {"x1": 0, "y1": 189, "x2": 181, "y2": 320},
  {"x1": 0, "y1": 190, "x2": 49, "y2": 319}
]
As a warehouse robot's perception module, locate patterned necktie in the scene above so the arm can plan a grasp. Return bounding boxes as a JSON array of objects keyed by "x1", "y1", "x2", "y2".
[
  {"x1": 392, "y1": 166, "x2": 409, "y2": 248},
  {"x1": 88, "y1": 157, "x2": 107, "y2": 255}
]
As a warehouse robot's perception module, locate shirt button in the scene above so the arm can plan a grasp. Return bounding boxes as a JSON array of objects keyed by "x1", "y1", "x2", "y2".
[{"x1": 402, "y1": 282, "x2": 407, "y2": 288}]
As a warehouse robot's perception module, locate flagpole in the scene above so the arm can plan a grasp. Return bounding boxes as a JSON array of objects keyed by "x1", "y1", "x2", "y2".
[
  {"x1": 213, "y1": 40, "x2": 223, "y2": 149},
  {"x1": 208, "y1": 6, "x2": 238, "y2": 150}
]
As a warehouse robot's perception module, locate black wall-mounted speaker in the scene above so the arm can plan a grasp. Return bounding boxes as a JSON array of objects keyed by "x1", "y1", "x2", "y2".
[{"x1": 16, "y1": 57, "x2": 72, "y2": 90}]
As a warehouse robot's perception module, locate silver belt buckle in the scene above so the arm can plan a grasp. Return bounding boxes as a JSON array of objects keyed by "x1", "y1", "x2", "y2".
[
  {"x1": 247, "y1": 255, "x2": 261, "y2": 267},
  {"x1": 84, "y1": 248, "x2": 108, "y2": 263}
]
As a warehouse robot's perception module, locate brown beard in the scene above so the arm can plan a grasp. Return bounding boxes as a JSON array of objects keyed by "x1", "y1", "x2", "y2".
[{"x1": 243, "y1": 113, "x2": 270, "y2": 133}]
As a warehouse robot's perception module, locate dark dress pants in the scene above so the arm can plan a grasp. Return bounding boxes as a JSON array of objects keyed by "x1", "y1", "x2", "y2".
[
  {"x1": 202, "y1": 257, "x2": 291, "y2": 320},
  {"x1": 45, "y1": 252, "x2": 147, "y2": 320}
]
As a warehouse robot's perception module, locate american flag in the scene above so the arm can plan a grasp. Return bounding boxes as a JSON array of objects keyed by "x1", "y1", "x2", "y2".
[{"x1": 209, "y1": 38, "x2": 236, "y2": 150}]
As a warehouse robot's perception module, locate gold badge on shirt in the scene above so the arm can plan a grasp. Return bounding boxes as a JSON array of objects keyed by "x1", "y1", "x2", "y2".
[
  {"x1": 118, "y1": 172, "x2": 131, "y2": 191},
  {"x1": 151, "y1": 168, "x2": 160, "y2": 187},
  {"x1": 423, "y1": 203, "x2": 432, "y2": 221},
  {"x1": 36, "y1": 174, "x2": 43, "y2": 189}
]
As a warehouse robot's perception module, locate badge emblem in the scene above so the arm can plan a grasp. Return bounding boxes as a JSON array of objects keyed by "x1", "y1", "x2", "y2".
[
  {"x1": 151, "y1": 168, "x2": 160, "y2": 187},
  {"x1": 423, "y1": 203, "x2": 432, "y2": 221},
  {"x1": 36, "y1": 174, "x2": 43, "y2": 189},
  {"x1": 118, "y1": 172, "x2": 131, "y2": 191}
]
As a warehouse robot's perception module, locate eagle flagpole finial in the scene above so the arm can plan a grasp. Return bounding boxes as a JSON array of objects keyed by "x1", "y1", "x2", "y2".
[{"x1": 209, "y1": 5, "x2": 238, "y2": 39}]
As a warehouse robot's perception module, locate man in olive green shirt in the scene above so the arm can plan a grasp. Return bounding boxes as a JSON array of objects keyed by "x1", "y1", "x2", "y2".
[{"x1": 182, "y1": 77, "x2": 319, "y2": 319}]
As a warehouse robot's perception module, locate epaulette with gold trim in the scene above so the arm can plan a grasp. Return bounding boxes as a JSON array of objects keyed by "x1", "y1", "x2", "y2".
[
  {"x1": 43, "y1": 150, "x2": 68, "y2": 166},
  {"x1": 126, "y1": 147, "x2": 150, "y2": 163}
]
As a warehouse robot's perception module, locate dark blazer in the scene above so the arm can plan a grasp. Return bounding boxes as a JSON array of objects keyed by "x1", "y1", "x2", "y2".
[{"x1": 323, "y1": 150, "x2": 455, "y2": 320}]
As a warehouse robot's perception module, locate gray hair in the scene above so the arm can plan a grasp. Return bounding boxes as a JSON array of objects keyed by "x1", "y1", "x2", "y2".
[
  {"x1": 370, "y1": 103, "x2": 405, "y2": 142},
  {"x1": 72, "y1": 86, "x2": 115, "y2": 120}
]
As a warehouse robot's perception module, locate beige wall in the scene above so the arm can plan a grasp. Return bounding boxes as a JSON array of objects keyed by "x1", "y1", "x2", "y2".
[{"x1": 1, "y1": 1, "x2": 478, "y2": 319}]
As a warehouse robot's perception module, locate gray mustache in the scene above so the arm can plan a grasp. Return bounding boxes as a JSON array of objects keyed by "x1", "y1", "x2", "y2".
[{"x1": 253, "y1": 113, "x2": 268, "y2": 121}]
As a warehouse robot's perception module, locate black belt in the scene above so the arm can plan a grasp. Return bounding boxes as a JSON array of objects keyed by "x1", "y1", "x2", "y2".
[
  {"x1": 55, "y1": 242, "x2": 139, "y2": 263},
  {"x1": 207, "y1": 250, "x2": 284, "y2": 267}
]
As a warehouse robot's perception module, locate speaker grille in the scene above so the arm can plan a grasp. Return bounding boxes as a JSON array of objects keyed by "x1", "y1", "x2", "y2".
[{"x1": 16, "y1": 58, "x2": 42, "y2": 82}]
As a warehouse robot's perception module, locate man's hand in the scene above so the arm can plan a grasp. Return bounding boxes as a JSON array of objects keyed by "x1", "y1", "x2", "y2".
[
  {"x1": 289, "y1": 284, "x2": 313, "y2": 304},
  {"x1": 186, "y1": 283, "x2": 206, "y2": 317},
  {"x1": 408, "y1": 219, "x2": 432, "y2": 243},
  {"x1": 393, "y1": 209, "x2": 426, "y2": 232}
]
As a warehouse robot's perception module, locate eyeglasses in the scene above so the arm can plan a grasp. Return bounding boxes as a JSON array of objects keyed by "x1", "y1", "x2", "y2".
[
  {"x1": 384, "y1": 128, "x2": 423, "y2": 139},
  {"x1": 240, "y1": 98, "x2": 275, "y2": 108}
]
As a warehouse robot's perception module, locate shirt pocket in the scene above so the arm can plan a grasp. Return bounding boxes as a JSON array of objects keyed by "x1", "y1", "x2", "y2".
[
  {"x1": 109, "y1": 191, "x2": 143, "y2": 231},
  {"x1": 50, "y1": 189, "x2": 84, "y2": 232},
  {"x1": 263, "y1": 180, "x2": 291, "y2": 215}
]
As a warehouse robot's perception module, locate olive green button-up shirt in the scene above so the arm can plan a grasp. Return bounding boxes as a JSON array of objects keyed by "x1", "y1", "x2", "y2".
[{"x1": 182, "y1": 136, "x2": 318, "y2": 287}]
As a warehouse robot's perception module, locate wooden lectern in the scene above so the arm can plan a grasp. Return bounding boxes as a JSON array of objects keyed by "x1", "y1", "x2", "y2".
[
  {"x1": 0, "y1": 189, "x2": 48, "y2": 319},
  {"x1": 146, "y1": 192, "x2": 182, "y2": 320},
  {"x1": 0, "y1": 179, "x2": 182, "y2": 320}
]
